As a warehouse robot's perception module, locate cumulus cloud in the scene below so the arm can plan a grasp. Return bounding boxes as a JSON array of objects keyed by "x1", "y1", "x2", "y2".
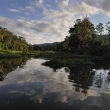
[
  {"x1": 97, "y1": 0, "x2": 110, "y2": 16},
  {"x1": 1, "y1": 0, "x2": 109, "y2": 44},
  {"x1": 83, "y1": 0, "x2": 110, "y2": 16},
  {"x1": 98, "y1": 0, "x2": 110, "y2": 11},
  {"x1": 74, "y1": 2, "x2": 100, "y2": 15},
  {"x1": 83, "y1": 0, "x2": 98, "y2": 7},
  {"x1": 0, "y1": 16, "x2": 65, "y2": 44},
  {"x1": 0, "y1": 17, "x2": 33, "y2": 42},
  {"x1": 42, "y1": 1, "x2": 100, "y2": 42}
]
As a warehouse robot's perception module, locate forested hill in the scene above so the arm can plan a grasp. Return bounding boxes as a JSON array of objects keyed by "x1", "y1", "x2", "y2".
[
  {"x1": 0, "y1": 26, "x2": 32, "y2": 51},
  {"x1": 96, "y1": 34, "x2": 110, "y2": 41},
  {"x1": 33, "y1": 42, "x2": 59, "y2": 51},
  {"x1": 37, "y1": 42, "x2": 59, "y2": 47}
]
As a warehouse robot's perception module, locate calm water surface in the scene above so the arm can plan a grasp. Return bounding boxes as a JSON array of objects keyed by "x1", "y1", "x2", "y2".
[{"x1": 0, "y1": 58, "x2": 110, "y2": 110}]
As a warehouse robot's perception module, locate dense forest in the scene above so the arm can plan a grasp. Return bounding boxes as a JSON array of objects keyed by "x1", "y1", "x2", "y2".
[
  {"x1": 1, "y1": 16, "x2": 110, "y2": 58},
  {"x1": 54, "y1": 17, "x2": 110, "y2": 56},
  {"x1": 33, "y1": 17, "x2": 110, "y2": 57},
  {"x1": 42, "y1": 17, "x2": 110, "y2": 71},
  {"x1": 0, "y1": 26, "x2": 32, "y2": 52}
]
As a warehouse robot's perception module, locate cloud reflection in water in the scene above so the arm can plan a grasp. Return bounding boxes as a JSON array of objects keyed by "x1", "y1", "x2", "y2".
[{"x1": 0, "y1": 58, "x2": 110, "y2": 110}]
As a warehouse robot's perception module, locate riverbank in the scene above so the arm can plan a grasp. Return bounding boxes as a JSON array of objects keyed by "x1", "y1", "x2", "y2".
[
  {"x1": 0, "y1": 50, "x2": 89, "y2": 69},
  {"x1": 41, "y1": 52, "x2": 110, "y2": 70},
  {"x1": 0, "y1": 50, "x2": 55, "y2": 58},
  {"x1": 0, "y1": 50, "x2": 109, "y2": 61}
]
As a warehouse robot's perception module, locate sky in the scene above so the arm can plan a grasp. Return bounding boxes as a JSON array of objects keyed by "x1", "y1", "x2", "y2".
[{"x1": 0, "y1": 0, "x2": 110, "y2": 44}]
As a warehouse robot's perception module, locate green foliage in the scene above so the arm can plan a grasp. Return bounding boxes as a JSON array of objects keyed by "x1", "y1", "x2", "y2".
[
  {"x1": 106, "y1": 22, "x2": 110, "y2": 41},
  {"x1": 55, "y1": 17, "x2": 110, "y2": 57},
  {"x1": 43, "y1": 56, "x2": 94, "y2": 71},
  {"x1": 56, "y1": 17, "x2": 97, "y2": 53},
  {"x1": 0, "y1": 50, "x2": 22, "y2": 58},
  {"x1": 56, "y1": 37, "x2": 70, "y2": 52},
  {"x1": 96, "y1": 22, "x2": 104, "y2": 37},
  {"x1": 0, "y1": 26, "x2": 33, "y2": 52},
  {"x1": 0, "y1": 57, "x2": 29, "y2": 75}
]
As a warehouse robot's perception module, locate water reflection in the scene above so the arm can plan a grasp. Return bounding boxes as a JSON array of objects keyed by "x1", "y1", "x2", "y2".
[
  {"x1": 0, "y1": 58, "x2": 110, "y2": 110},
  {"x1": 0, "y1": 56, "x2": 29, "y2": 81},
  {"x1": 49, "y1": 62, "x2": 110, "y2": 94},
  {"x1": 93, "y1": 70, "x2": 110, "y2": 89},
  {"x1": 68, "y1": 66, "x2": 110, "y2": 94},
  {"x1": 0, "y1": 69, "x2": 5, "y2": 81},
  {"x1": 68, "y1": 65, "x2": 94, "y2": 95}
]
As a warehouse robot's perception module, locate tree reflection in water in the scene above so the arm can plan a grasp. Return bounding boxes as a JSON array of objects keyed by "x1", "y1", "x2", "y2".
[
  {"x1": 0, "y1": 56, "x2": 30, "y2": 81},
  {"x1": 68, "y1": 65, "x2": 95, "y2": 95},
  {"x1": 0, "y1": 68, "x2": 5, "y2": 81},
  {"x1": 46, "y1": 59, "x2": 110, "y2": 95},
  {"x1": 1, "y1": 58, "x2": 110, "y2": 110},
  {"x1": 47, "y1": 62, "x2": 95, "y2": 95}
]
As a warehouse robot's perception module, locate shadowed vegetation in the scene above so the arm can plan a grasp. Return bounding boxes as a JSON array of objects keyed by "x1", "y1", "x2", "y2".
[{"x1": 42, "y1": 17, "x2": 110, "y2": 71}]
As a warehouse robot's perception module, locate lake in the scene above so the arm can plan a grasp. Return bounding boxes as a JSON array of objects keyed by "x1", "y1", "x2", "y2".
[{"x1": 0, "y1": 58, "x2": 110, "y2": 110}]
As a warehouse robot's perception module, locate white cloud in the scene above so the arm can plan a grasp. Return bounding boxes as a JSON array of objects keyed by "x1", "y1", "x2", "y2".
[
  {"x1": 42, "y1": 1, "x2": 100, "y2": 42},
  {"x1": 25, "y1": 6, "x2": 35, "y2": 13},
  {"x1": 8, "y1": 8, "x2": 20, "y2": 13},
  {"x1": 1, "y1": 0, "x2": 108, "y2": 44},
  {"x1": 74, "y1": 2, "x2": 100, "y2": 15},
  {"x1": 0, "y1": 16, "x2": 65, "y2": 44},
  {"x1": 98, "y1": 0, "x2": 110, "y2": 12},
  {"x1": 59, "y1": 0, "x2": 69, "y2": 9},
  {"x1": 30, "y1": 0, "x2": 44, "y2": 8},
  {"x1": 83, "y1": 0, "x2": 98, "y2": 7},
  {"x1": 2, "y1": 58, "x2": 110, "y2": 105},
  {"x1": 1, "y1": 59, "x2": 85, "y2": 104},
  {"x1": 83, "y1": 0, "x2": 110, "y2": 17},
  {"x1": 8, "y1": 6, "x2": 35, "y2": 15},
  {"x1": 97, "y1": 0, "x2": 110, "y2": 17}
]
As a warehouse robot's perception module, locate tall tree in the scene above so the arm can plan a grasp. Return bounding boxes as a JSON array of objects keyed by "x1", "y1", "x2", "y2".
[
  {"x1": 78, "y1": 17, "x2": 95, "y2": 41},
  {"x1": 96, "y1": 22, "x2": 104, "y2": 38},
  {"x1": 69, "y1": 17, "x2": 95, "y2": 50},
  {"x1": 106, "y1": 22, "x2": 110, "y2": 41}
]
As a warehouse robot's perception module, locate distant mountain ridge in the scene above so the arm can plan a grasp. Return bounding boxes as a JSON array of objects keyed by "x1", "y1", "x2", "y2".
[
  {"x1": 96, "y1": 34, "x2": 110, "y2": 41},
  {"x1": 33, "y1": 35, "x2": 110, "y2": 47},
  {"x1": 34, "y1": 42, "x2": 60, "y2": 47}
]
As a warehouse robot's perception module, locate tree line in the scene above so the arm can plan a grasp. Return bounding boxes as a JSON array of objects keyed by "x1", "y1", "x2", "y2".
[
  {"x1": 0, "y1": 26, "x2": 32, "y2": 52},
  {"x1": 55, "y1": 17, "x2": 110, "y2": 56},
  {"x1": 1, "y1": 17, "x2": 110, "y2": 56}
]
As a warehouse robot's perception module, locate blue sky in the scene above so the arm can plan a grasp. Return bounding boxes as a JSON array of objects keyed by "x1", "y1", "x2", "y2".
[{"x1": 0, "y1": 0, "x2": 110, "y2": 44}]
